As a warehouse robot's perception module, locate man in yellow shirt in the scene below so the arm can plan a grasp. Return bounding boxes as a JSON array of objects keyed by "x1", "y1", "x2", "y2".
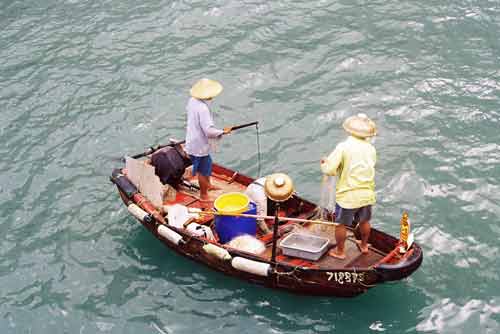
[{"x1": 320, "y1": 114, "x2": 377, "y2": 259}]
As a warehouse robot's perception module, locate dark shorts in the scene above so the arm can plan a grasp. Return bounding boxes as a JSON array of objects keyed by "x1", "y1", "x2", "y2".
[
  {"x1": 335, "y1": 204, "x2": 372, "y2": 227},
  {"x1": 189, "y1": 155, "x2": 212, "y2": 176}
]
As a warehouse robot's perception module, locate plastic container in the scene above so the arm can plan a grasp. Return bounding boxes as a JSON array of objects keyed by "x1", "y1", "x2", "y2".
[
  {"x1": 214, "y1": 192, "x2": 250, "y2": 214},
  {"x1": 215, "y1": 202, "x2": 257, "y2": 243},
  {"x1": 279, "y1": 233, "x2": 330, "y2": 261}
]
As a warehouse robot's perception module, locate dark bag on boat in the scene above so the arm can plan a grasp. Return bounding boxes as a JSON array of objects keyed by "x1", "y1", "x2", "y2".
[{"x1": 150, "y1": 145, "x2": 192, "y2": 188}]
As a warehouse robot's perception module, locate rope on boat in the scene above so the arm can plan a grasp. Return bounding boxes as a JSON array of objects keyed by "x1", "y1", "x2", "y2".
[
  {"x1": 359, "y1": 281, "x2": 377, "y2": 288},
  {"x1": 272, "y1": 265, "x2": 302, "y2": 285},
  {"x1": 271, "y1": 265, "x2": 377, "y2": 288},
  {"x1": 350, "y1": 266, "x2": 377, "y2": 288}
]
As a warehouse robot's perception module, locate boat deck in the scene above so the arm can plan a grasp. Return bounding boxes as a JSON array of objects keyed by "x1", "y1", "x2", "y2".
[
  {"x1": 169, "y1": 167, "x2": 386, "y2": 270},
  {"x1": 259, "y1": 231, "x2": 385, "y2": 270}
]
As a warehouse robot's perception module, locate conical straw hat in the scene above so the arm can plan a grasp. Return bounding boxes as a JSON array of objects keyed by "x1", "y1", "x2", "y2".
[
  {"x1": 264, "y1": 173, "x2": 294, "y2": 202},
  {"x1": 342, "y1": 113, "x2": 377, "y2": 138},
  {"x1": 190, "y1": 78, "x2": 223, "y2": 100}
]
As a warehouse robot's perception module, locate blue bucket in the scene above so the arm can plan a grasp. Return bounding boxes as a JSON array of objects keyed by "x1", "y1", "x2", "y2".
[{"x1": 215, "y1": 202, "x2": 257, "y2": 244}]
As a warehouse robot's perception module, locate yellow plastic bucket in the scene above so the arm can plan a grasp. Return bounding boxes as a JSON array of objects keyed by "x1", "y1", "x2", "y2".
[{"x1": 214, "y1": 192, "x2": 250, "y2": 214}]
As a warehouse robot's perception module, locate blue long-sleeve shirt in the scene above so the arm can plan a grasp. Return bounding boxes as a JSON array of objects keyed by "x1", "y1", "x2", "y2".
[{"x1": 185, "y1": 97, "x2": 223, "y2": 156}]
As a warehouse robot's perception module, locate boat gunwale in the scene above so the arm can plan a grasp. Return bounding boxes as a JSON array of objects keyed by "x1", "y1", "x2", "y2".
[{"x1": 111, "y1": 165, "x2": 422, "y2": 277}]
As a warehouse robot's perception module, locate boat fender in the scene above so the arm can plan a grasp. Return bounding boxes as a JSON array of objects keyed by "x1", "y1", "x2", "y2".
[
  {"x1": 157, "y1": 225, "x2": 183, "y2": 245},
  {"x1": 110, "y1": 169, "x2": 138, "y2": 198},
  {"x1": 231, "y1": 257, "x2": 270, "y2": 277},
  {"x1": 203, "y1": 244, "x2": 231, "y2": 261},
  {"x1": 127, "y1": 204, "x2": 154, "y2": 224}
]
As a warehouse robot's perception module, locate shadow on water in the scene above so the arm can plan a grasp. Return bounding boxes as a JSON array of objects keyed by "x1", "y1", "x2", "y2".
[{"x1": 117, "y1": 219, "x2": 429, "y2": 334}]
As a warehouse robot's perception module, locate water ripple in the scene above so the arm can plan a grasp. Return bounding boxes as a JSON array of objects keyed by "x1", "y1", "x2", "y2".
[{"x1": 1, "y1": 0, "x2": 500, "y2": 333}]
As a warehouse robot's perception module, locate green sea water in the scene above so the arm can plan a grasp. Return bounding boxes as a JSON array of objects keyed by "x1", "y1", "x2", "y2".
[{"x1": 1, "y1": 0, "x2": 500, "y2": 333}]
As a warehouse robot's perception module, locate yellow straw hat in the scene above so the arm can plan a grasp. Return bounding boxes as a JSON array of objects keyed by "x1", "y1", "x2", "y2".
[
  {"x1": 343, "y1": 113, "x2": 377, "y2": 138},
  {"x1": 190, "y1": 78, "x2": 223, "y2": 100}
]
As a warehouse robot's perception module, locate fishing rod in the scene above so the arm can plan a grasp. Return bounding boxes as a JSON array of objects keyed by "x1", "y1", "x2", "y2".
[{"x1": 118, "y1": 121, "x2": 259, "y2": 161}]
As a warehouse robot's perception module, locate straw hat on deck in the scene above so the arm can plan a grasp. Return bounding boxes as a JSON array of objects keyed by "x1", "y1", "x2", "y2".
[
  {"x1": 190, "y1": 78, "x2": 223, "y2": 100},
  {"x1": 264, "y1": 173, "x2": 294, "y2": 202},
  {"x1": 343, "y1": 113, "x2": 377, "y2": 138}
]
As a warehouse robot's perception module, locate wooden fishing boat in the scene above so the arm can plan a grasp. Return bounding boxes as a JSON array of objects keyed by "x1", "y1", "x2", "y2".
[{"x1": 110, "y1": 153, "x2": 422, "y2": 298}]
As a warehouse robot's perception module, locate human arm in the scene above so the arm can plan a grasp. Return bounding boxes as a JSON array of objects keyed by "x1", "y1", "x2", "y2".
[
  {"x1": 320, "y1": 144, "x2": 343, "y2": 176},
  {"x1": 199, "y1": 107, "x2": 224, "y2": 138}
]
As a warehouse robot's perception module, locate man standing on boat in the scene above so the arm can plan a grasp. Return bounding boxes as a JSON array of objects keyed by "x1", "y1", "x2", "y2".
[
  {"x1": 185, "y1": 78, "x2": 231, "y2": 202},
  {"x1": 320, "y1": 114, "x2": 377, "y2": 259}
]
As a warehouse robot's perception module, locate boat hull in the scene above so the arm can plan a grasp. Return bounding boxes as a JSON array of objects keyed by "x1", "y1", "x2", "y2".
[{"x1": 111, "y1": 166, "x2": 423, "y2": 297}]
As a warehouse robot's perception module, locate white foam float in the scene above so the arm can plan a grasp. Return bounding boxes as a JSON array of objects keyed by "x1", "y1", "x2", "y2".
[
  {"x1": 127, "y1": 204, "x2": 150, "y2": 222},
  {"x1": 203, "y1": 244, "x2": 231, "y2": 261},
  {"x1": 231, "y1": 257, "x2": 270, "y2": 277},
  {"x1": 157, "y1": 225, "x2": 183, "y2": 245}
]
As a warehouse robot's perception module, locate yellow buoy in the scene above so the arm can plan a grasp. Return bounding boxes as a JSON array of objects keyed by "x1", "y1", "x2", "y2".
[{"x1": 214, "y1": 192, "x2": 250, "y2": 214}]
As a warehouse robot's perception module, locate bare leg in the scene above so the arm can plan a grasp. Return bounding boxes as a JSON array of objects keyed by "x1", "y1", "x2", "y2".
[
  {"x1": 198, "y1": 175, "x2": 210, "y2": 201},
  {"x1": 356, "y1": 220, "x2": 371, "y2": 254},
  {"x1": 257, "y1": 219, "x2": 271, "y2": 234},
  {"x1": 329, "y1": 224, "x2": 347, "y2": 259},
  {"x1": 207, "y1": 176, "x2": 221, "y2": 191}
]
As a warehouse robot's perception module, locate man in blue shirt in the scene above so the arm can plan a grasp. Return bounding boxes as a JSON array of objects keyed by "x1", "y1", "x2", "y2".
[{"x1": 185, "y1": 78, "x2": 230, "y2": 201}]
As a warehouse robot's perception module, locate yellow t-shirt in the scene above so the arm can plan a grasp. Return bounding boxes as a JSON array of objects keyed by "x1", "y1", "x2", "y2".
[{"x1": 320, "y1": 136, "x2": 376, "y2": 209}]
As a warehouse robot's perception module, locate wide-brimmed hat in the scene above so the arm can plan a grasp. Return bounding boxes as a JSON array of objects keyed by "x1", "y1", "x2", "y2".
[
  {"x1": 264, "y1": 173, "x2": 294, "y2": 202},
  {"x1": 190, "y1": 78, "x2": 223, "y2": 100},
  {"x1": 343, "y1": 113, "x2": 377, "y2": 138}
]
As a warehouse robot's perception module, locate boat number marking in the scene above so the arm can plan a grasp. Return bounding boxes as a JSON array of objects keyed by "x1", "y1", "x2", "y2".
[{"x1": 326, "y1": 272, "x2": 365, "y2": 285}]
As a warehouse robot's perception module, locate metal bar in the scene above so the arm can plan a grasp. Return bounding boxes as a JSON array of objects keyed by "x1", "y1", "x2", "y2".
[
  {"x1": 195, "y1": 210, "x2": 339, "y2": 226},
  {"x1": 270, "y1": 204, "x2": 280, "y2": 263},
  {"x1": 230, "y1": 121, "x2": 258, "y2": 131},
  {"x1": 125, "y1": 121, "x2": 258, "y2": 161}
]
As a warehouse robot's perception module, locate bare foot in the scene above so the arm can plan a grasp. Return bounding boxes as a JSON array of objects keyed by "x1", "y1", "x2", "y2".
[
  {"x1": 208, "y1": 184, "x2": 221, "y2": 191},
  {"x1": 355, "y1": 240, "x2": 370, "y2": 254},
  {"x1": 199, "y1": 198, "x2": 213, "y2": 209},
  {"x1": 329, "y1": 248, "x2": 346, "y2": 259}
]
